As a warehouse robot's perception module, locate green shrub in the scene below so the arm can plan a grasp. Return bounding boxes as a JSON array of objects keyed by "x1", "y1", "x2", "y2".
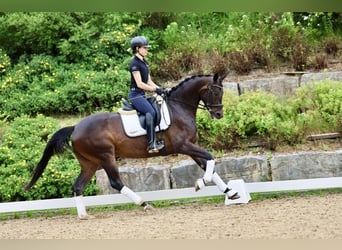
[
  {"x1": 0, "y1": 49, "x2": 11, "y2": 77},
  {"x1": 0, "y1": 55, "x2": 130, "y2": 119},
  {"x1": 0, "y1": 12, "x2": 75, "y2": 60},
  {"x1": 290, "y1": 80, "x2": 342, "y2": 133},
  {"x1": 197, "y1": 82, "x2": 342, "y2": 151},
  {"x1": 154, "y1": 22, "x2": 206, "y2": 79},
  {"x1": 271, "y1": 23, "x2": 298, "y2": 61},
  {"x1": 0, "y1": 115, "x2": 98, "y2": 201},
  {"x1": 223, "y1": 90, "x2": 301, "y2": 149},
  {"x1": 197, "y1": 91, "x2": 239, "y2": 150},
  {"x1": 290, "y1": 32, "x2": 312, "y2": 71}
]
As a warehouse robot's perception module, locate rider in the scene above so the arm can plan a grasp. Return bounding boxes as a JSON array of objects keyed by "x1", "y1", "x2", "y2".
[{"x1": 128, "y1": 36, "x2": 165, "y2": 153}]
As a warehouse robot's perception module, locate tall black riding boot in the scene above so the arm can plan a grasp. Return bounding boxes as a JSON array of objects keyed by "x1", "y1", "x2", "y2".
[
  {"x1": 145, "y1": 113, "x2": 158, "y2": 153},
  {"x1": 145, "y1": 113, "x2": 164, "y2": 153}
]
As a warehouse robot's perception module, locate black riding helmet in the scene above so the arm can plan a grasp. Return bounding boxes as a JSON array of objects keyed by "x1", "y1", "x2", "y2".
[{"x1": 130, "y1": 36, "x2": 150, "y2": 52}]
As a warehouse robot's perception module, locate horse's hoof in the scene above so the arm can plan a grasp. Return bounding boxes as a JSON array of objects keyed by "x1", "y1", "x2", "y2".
[
  {"x1": 143, "y1": 204, "x2": 154, "y2": 212},
  {"x1": 78, "y1": 214, "x2": 92, "y2": 220},
  {"x1": 228, "y1": 192, "x2": 240, "y2": 200},
  {"x1": 194, "y1": 179, "x2": 205, "y2": 192}
]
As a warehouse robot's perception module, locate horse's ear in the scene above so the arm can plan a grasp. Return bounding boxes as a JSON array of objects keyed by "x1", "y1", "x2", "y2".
[
  {"x1": 220, "y1": 71, "x2": 228, "y2": 80},
  {"x1": 213, "y1": 71, "x2": 228, "y2": 83},
  {"x1": 213, "y1": 73, "x2": 225, "y2": 85}
]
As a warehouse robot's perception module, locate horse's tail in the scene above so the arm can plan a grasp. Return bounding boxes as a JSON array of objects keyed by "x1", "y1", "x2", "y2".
[{"x1": 24, "y1": 126, "x2": 75, "y2": 191}]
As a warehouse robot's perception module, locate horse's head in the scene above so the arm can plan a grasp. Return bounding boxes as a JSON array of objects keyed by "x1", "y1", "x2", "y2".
[
  {"x1": 200, "y1": 73, "x2": 224, "y2": 119},
  {"x1": 168, "y1": 73, "x2": 225, "y2": 119}
]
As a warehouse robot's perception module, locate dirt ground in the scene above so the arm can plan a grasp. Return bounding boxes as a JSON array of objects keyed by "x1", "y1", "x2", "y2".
[{"x1": 1, "y1": 193, "x2": 342, "y2": 239}]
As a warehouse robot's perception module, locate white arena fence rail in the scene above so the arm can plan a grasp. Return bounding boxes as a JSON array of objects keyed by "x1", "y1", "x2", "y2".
[{"x1": 1, "y1": 177, "x2": 342, "y2": 214}]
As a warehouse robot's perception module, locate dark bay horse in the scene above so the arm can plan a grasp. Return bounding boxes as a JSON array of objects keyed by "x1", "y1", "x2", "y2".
[{"x1": 24, "y1": 72, "x2": 239, "y2": 219}]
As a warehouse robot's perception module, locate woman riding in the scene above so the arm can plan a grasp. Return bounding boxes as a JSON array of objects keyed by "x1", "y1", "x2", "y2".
[{"x1": 128, "y1": 36, "x2": 165, "y2": 153}]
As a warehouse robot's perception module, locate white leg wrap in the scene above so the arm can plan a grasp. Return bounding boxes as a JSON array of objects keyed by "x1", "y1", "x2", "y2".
[
  {"x1": 75, "y1": 195, "x2": 88, "y2": 219},
  {"x1": 203, "y1": 159, "x2": 215, "y2": 182},
  {"x1": 212, "y1": 173, "x2": 239, "y2": 198},
  {"x1": 212, "y1": 172, "x2": 228, "y2": 193},
  {"x1": 121, "y1": 186, "x2": 143, "y2": 205}
]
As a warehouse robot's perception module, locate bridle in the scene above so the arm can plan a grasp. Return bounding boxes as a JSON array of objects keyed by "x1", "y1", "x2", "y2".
[
  {"x1": 167, "y1": 76, "x2": 224, "y2": 114},
  {"x1": 198, "y1": 80, "x2": 223, "y2": 112}
]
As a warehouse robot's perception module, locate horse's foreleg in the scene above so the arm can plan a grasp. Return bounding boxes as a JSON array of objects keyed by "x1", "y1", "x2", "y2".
[
  {"x1": 192, "y1": 157, "x2": 240, "y2": 200},
  {"x1": 191, "y1": 157, "x2": 215, "y2": 190},
  {"x1": 203, "y1": 159, "x2": 215, "y2": 182},
  {"x1": 180, "y1": 143, "x2": 240, "y2": 200},
  {"x1": 212, "y1": 172, "x2": 240, "y2": 199}
]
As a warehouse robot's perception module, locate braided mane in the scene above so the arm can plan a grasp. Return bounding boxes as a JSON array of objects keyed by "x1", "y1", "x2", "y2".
[{"x1": 168, "y1": 74, "x2": 212, "y2": 96}]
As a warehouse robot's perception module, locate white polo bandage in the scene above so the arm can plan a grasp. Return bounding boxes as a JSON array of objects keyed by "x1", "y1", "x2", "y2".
[
  {"x1": 212, "y1": 172, "x2": 227, "y2": 193},
  {"x1": 75, "y1": 195, "x2": 88, "y2": 219},
  {"x1": 203, "y1": 159, "x2": 215, "y2": 182},
  {"x1": 121, "y1": 186, "x2": 143, "y2": 205}
]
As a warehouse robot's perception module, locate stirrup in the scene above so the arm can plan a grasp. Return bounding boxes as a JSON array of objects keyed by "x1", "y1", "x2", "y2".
[
  {"x1": 147, "y1": 140, "x2": 164, "y2": 153},
  {"x1": 156, "y1": 140, "x2": 165, "y2": 150},
  {"x1": 147, "y1": 143, "x2": 160, "y2": 153},
  {"x1": 147, "y1": 146, "x2": 159, "y2": 153}
]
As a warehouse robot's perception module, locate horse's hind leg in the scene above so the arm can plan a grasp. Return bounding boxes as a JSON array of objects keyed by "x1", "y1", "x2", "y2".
[
  {"x1": 72, "y1": 154, "x2": 98, "y2": 219},
  {"x1": 101, "y1": 157, "x2": 152, "y2": 211}
]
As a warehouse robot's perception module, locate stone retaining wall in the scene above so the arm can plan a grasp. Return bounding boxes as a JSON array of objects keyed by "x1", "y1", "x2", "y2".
[
  {"x1": 223, "y1": 71, "x2": 342, "y2": 97},
  {"x1": 96, "y1": 150, "x2": 342, "y2": 195}
]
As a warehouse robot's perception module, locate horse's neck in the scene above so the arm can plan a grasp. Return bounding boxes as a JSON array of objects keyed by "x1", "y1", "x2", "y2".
[
  {"x1": 168, "y1": 78, "x2": 208, "y2": 117},
  {"x1": 171, "y1": 79, "x2": 207, "y2": 106},
  {"x1": 169, "y1": 89, "x2": 198, "y2": 111}
]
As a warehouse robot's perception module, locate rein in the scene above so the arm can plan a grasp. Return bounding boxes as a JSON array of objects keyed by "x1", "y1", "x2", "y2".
[{"x1": 168, "y1": 79, "x2": 223, "y2": 113}]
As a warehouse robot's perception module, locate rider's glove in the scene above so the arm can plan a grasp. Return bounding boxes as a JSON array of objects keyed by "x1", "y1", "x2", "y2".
[{"x1": 155, "y1": 87, "x2": 166, "y2": 96}]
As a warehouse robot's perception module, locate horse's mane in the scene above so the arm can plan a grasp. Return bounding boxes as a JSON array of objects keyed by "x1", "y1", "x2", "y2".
[{"x1": 168, "y1": 74, "x2": 212, "y2": 96}]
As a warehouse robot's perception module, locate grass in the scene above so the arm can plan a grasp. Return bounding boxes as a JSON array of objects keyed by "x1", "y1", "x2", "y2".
[{"x1": 1, "y1": 187, "x2": 342, "y2": 221}]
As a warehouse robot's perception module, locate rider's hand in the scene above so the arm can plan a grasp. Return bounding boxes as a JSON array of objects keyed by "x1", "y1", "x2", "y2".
[{"x1": 155, "y1": 87, "x2": 166, "y2": 96}]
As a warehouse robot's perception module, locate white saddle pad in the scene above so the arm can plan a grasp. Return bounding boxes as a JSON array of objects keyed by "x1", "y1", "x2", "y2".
[{"x1": 118, "y1": 100, "x2": 171, "y2": 137}]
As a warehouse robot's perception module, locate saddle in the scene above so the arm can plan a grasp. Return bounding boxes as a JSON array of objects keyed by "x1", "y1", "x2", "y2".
[{"x1": 118, "y1": 95, "x2": 171, "y2": 137}]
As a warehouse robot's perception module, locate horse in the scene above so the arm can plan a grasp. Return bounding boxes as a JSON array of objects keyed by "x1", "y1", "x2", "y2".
[{"x1": 24, "y1": 72, "x2": 240, "y2": 219}]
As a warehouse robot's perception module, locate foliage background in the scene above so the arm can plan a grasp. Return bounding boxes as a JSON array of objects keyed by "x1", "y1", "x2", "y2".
[{"x1": 0, "y1": 12, "x2": 341, "y2": 201}]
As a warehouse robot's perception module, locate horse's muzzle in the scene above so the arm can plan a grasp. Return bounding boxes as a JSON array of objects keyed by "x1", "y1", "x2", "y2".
[{"x1": 210, "y1": 110, "x2": 223, "y2": 119}]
